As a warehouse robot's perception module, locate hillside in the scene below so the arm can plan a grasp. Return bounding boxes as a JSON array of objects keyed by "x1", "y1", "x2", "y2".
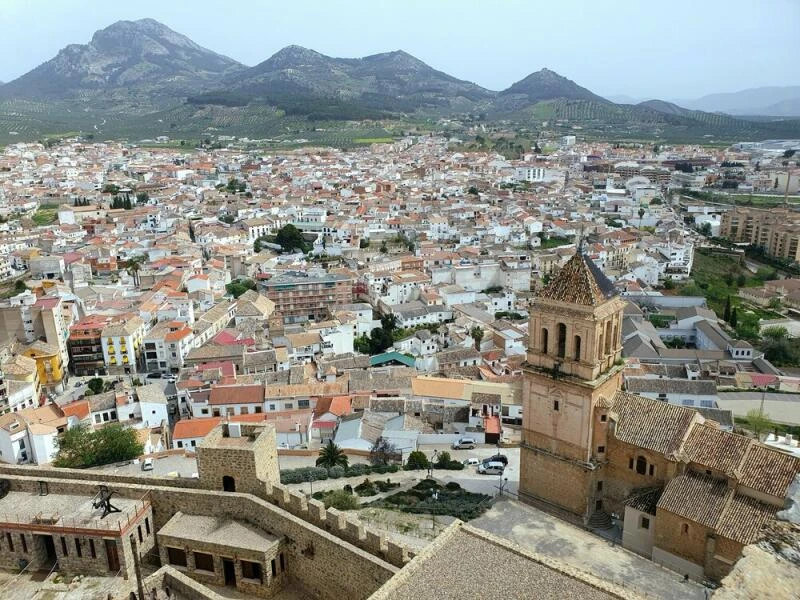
[
  {"x1": 0, "y1": 18, "x2": 244, "y2": 110},
  {"x1": 188, "y1": 45, "x2": 494, "y2": 118},
  {"x1": 678, "y1": 85, "x2": 800, "y2": 116},
  {"x1": 494, "y1": 68, "x2": 607, "y2": 112}
]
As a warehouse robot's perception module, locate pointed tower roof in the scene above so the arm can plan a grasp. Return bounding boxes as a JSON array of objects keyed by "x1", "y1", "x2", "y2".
[{"x1": 538, "y1": 252, "x2": 617, "y2": 306}]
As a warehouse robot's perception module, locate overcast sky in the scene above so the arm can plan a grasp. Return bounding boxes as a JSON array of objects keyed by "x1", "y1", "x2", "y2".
[{"x1": 1, "y1": 0, "x2": 797, "y2": 99}]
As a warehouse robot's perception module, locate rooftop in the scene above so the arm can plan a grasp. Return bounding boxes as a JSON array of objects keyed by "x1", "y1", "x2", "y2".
[
  {"x1": 538, "y1": 251, "x2": 617, "y2": 306},
  {"x1": 158, "y1": 512, "x2": 279, "y2": 554}
]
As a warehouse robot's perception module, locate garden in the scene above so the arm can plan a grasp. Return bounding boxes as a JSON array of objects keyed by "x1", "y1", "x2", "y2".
[{"x1": 369, "y1": 479, "x2": 491, "y2": 521}]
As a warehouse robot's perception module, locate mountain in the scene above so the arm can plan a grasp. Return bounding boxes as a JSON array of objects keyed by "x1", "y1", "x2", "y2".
[
  {"x1": 188, "y1": 45, "x2": 493, "y2": 118},
  {"x1": 0, "y1": 18, "x2": 245, "y2": 108},
  {"x1": 677, "y1": 86, "x2": 800, "y2": 116},
  {"x1": 604, "y1": 94, "x2": 643, "y2": 105},
  {"x1": 492, "y1": 68, "x2": 608, "y2": 113}
]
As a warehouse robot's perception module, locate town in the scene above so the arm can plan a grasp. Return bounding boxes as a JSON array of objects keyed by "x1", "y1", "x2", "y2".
[{"x1": 0, "y1": 130, "x2": 796, "y2": 599}]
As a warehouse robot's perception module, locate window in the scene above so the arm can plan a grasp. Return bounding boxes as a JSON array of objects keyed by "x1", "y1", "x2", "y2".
[
  {"x1": 649, "y1": 464, "x2": 655, "y2": 476},
  {"x1": 167, "y1": 547, "x2": 187, "y2": 567},
  {"x1": 137, "y1": 525, "x2": 143, "y2": 543},
  {"x1": 194, "y1": 552, "x2": 214, "y2": 572},
  {"x1": 269, "y1": 404, "x2": 276, "y2": 411},
  {"x1": 298, "y1": 399, "x2": 310, "y2": 409},
  {"x1": 641, "y1": 516, "x2": 650, "y2": 530},
  {"x1": 636, "y1": 456, "x2": 647, "y2": 475},
  {"x1": 573, "y1": 335, "x2": 581, "y2": 361},
  {"x1": 597, "y1": 481, "x2": 603, "y2": 491},
  {"x1": 255, "y1": 406, "x2": 262, "y2": 414},
  {"x1": 61, "y1": 536, "x2": 68, "y2": 556},
  {"x1": 681, "y1": 523, "x2": 689, "y2": 535},
  {"x1": 177, "y1": 441, "x2": 183, "y2": 449},
  {"x1": 600, "y1": 414, "x2": 607, "y2": 422},
  {"x1": 605, "y1": 321, "x2": 612, "y2": 354},
  {"x1": 89, "y1": 539, "x2": 96, "y2": 558},
  {"x1": 553, "y1": 400, "x2": 560, "y2": 411},
  {"x1": 541, "y1": 328, "x2": 549, "y2": 354},
  {"x1": 6, "y1": 532, "x2": 13, "y2": 552},
  {"x1": 284, "y1": 403, "x2": 293, "y2": 410},
  {"x1": 628, "y1": 458, "x2": 634, "y2": 470},
  {"x1": 145, "y1": 518, "x2": 150, "y2": 535},
  {"x1": 95, "y1": 414, "x2": 101, "y2": 424},
  {"x1": 271, "y1": 558, "x2": 277, "y2": 577},
  {"x1": 597, "y1": 445, "x2": 605, "y2": 454},
  {"x1": 241, "y1": 560, "x2": 263, "y2": 582},
  {"x1": 595, "y1": 499, "x2": 602, "y2": 510},
  {"x1": 557, "y1": 323, "x2": 567, "y2": 358},
  {"x1": 21, "y1": 534, "x2": 27, "y2": 553},
  {"x1": 201, "y1": 408, "x2": 209, "y2": 415},
  {"x1": 75, "y1": 538, "x2": 82, "y2": 557}
]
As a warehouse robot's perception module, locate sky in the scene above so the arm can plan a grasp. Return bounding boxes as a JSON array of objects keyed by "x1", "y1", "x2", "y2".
[{"x1": 0, "y1": 0, "x2": 798, "y2": 100}]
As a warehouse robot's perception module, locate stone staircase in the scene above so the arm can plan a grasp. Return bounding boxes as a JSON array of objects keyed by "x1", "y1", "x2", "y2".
[{"x1": 587, "y1": 509, "x2": 613, "y2": 530}]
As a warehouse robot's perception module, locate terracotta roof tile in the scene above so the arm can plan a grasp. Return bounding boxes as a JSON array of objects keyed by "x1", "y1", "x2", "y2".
[
  {"x1": 537, "y1": 252, "x2": 616, "y2": 306},
  {"x1": 611, "y1": 391, "x2": 698, "y2": 456}
]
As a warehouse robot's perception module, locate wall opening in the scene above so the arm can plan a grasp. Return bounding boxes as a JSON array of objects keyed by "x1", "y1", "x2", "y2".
[
  {"x1": 573, "y1": 335, "x2": 581, "y2": 361},
  {"x1": 541, "y1": 328, "x2": 548, "y2": 354},
  {"x1": 557, "y1": 323, "x2": 567, "y2": 358},
  {"x1": 222, "y1": 475, "x2": 236, "y2": 492}
]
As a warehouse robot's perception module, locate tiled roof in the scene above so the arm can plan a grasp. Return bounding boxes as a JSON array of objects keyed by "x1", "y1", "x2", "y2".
[
  {"x1": 172, "y1": 418, "x2": 221, "y2": 440},
  {"x1": 208, "y1": 384, "x2": 264, "y2": 405},
  {"x1": 657, "y1": 473, "x2": 728, "y2": 527},
  {"x1": 715, "y1": 493, "x2": 778, "y2": 544},
  {"x1": 611, "y1": 391, "x2": 698, "y2": 456},
  {"x1": 737, "y1": 443, "x2": 800, "y2": 498},
  {"x1": 538, "y1": 252, "x2": 616, "y2": 306},
  {"x1": 683, "y1": 423, "x2": 751, "y2": 473}
]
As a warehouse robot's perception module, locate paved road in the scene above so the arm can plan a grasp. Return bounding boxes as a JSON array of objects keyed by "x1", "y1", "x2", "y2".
[
  {"x1": 471, "y1": 500, "x2": 708, "y2": 600},
  {"x1": 90, "y1": 454, "x2": 198, "y2": 478}
]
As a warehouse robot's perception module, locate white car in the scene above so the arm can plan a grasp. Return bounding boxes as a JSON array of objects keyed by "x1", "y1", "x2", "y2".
[
  {"x1": 463, "y1": 457, "x2": 481, "y2": 466},
  {"x1": 452, "y1": 437, "x2": 476, "y2": 450}
]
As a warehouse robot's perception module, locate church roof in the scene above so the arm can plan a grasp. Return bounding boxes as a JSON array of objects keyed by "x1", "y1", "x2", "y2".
[{"x1": 538, "y1": 252, "x2": 617, "y2": 306}]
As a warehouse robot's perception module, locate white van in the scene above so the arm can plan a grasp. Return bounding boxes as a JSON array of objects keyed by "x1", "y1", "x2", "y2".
[
  {"x1": 463, "y1": 457, "x2": 481, "y2": 466},
  {"x1": 141, "y1": 458, "x2": 154, "y2": 471},
  {"x1": 452, "y1": 437, "x2": 476, "y2": 450},
  {"x1": 478, "y1": 461, "x2": 504, "y2": 475}
]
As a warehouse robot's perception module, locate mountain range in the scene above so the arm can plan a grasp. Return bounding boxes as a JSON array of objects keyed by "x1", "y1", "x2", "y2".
[{"x1": 1, "y1": 18, "x2": 798, "y2": 143}]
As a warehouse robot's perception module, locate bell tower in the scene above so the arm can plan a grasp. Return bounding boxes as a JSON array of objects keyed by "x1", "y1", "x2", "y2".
[{"x1": 519, "y1": 250, "x2": 625, "y2": 523}]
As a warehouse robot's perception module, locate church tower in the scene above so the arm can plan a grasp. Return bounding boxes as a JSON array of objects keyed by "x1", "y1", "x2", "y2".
[{"x1": 519, "y1": 250, "x2": 626, "y2": 523}]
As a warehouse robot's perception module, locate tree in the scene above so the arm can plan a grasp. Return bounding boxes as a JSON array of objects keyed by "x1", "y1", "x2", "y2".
[
  {"x1": 379, "y1": 241, "x2": 388, "y2": 254},
  {"x1": 723, "y1": 296, "x2": 731, "y2": 322},
  {"x1": 736, "y1": 274, "x2": 747, "y2": 287},
  {"x1": 369, "y1": 437, "x2": 398, "y2": 466},
  {"x1": 316, "y1": 440, "x2": 349, "y2": 470},
  {"x1": 434, "y1": 451, "x2": 453, "y2": 468},
  {"x1": 663, "y1": 277, "x2": 675, "y2": 290},
  {"x1": 380, "y1": 313, "x2": 398, "y2": 333},
  {"x1": 467, "y1": 186, "x2": 479, "y2": 196},
  {"x1": 470, "y1": 326, "x2": 484, "y2": 350},
  {"x1": 359, "y1": 238, "x2": 370, "y2": 249},
  {"x1": 13, "y1": 280, "x2": 27, "y2": 293},
  {"x1": 275, "y1": 224, "x2": 308, "y2": 253},
  {"x1": 219, "y1": 214, "x2": 236, "y2": 225},
  {"x1": 126, "y1": 255, "x2": 146, "y2": 288},
  {"x1": 767, "y1": 297, "x2": 783, "y2": 311},
  {"x1": 87, "y1": 378, "x2": 105, "y2": 395},
  {"x1": 638, "y1": 207, "x2": 645, "y2": 228},
  {"x1": 225, "y1": 278, "x2": 256, "y2": 299},
  {"x1": 54, "y1": 423, "x2": 144, "y2": 468},
  {"x1": 730, "y1": 307, "x2": 738, "y2": 328},
  {"x1": 405, "y1": 450, "x2": 430, "y2": 470},
  {"x1": 745, "y1": 409, "x2": 773, "y2": 440}
]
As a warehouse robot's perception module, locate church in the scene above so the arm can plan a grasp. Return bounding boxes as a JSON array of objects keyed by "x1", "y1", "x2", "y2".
[{"x1": 519, "y1": 250, "x2": 799, "y2": 581}]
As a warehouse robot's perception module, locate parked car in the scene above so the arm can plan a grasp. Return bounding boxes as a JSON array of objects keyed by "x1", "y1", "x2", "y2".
[
  {"x1": 146, "y1": 373, "x2": 162, "y2": 379},
  {"x1": 141, "y1": 458, "x2": 154, "y2": 471},
  {"x1": 478, "y1": 461, "x2": 505, "y2": 475},
  {"x1": 463, "y1": 457, "x2": 481, "y2": 466},
  {"x1": 482, "y1": 454, "x2": 509, "y2": 466},
  {"x1": 452, "y1": 437, "x2": 476, "y2": 450}
]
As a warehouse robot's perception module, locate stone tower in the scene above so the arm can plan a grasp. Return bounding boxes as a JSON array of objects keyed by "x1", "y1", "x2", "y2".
[
  {"x1": 196, "y1": 422, "x2": 280, "y2": 496},
  {"x1": 519, "y1": 251, "x2": 626, "y2": 524}
]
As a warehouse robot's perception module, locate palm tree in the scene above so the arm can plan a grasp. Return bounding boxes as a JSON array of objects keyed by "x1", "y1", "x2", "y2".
[
  {"x1": 316, "y1": 440, "x2": 348, "y2": 469},
  {"x1": 126, "y1": 255, "x2": 145, "y2": 288},
  {"x1": 470, "y1": 326, "x2": 484, "y2": 350}
]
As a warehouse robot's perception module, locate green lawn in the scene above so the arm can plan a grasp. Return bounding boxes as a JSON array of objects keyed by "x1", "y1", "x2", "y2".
[
  {"x1": 31, "y1": 208, "x2": 59, "y2": 226},
  {"x1": 539, "y1": 236, "x2": 573, "y2": 249}
]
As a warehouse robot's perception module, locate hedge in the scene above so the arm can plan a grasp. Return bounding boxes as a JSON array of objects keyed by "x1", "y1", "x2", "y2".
[{"x1": 280, "y1": 463, "x2": 400, "y2": 484}]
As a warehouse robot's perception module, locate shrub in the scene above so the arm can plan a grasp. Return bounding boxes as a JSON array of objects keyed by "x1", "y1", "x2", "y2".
[
  {"x1": 445, "y1": 482, "x2": 462, "y2": 491},
  {"x1": 323, "y1": 490, "x2": 359, "y2": 510},
  {"x1": 279, "y1": 466, "x2": 329, "y2": 485},
  {"x1": 405, "y1": 450, "x2": 429, "y2": 470},
  {"x1": 346, "y1": 463, "x2": 371, "y2": 477},
  {"x1": 434, "y1": 451, "x2": 452, "y2": 468},
  {"x1": 387, "y1": 464, "x2": 399, "y2": 473},
  {"x1": 328, "y1": 466, "x2": 345, "y2": 479},
  {"x1": 355, "y1": 478, "x2": 377, "y2": 497},
  {"x1": 375, "y1": 479, "x2": 400, "y2": 493}
]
